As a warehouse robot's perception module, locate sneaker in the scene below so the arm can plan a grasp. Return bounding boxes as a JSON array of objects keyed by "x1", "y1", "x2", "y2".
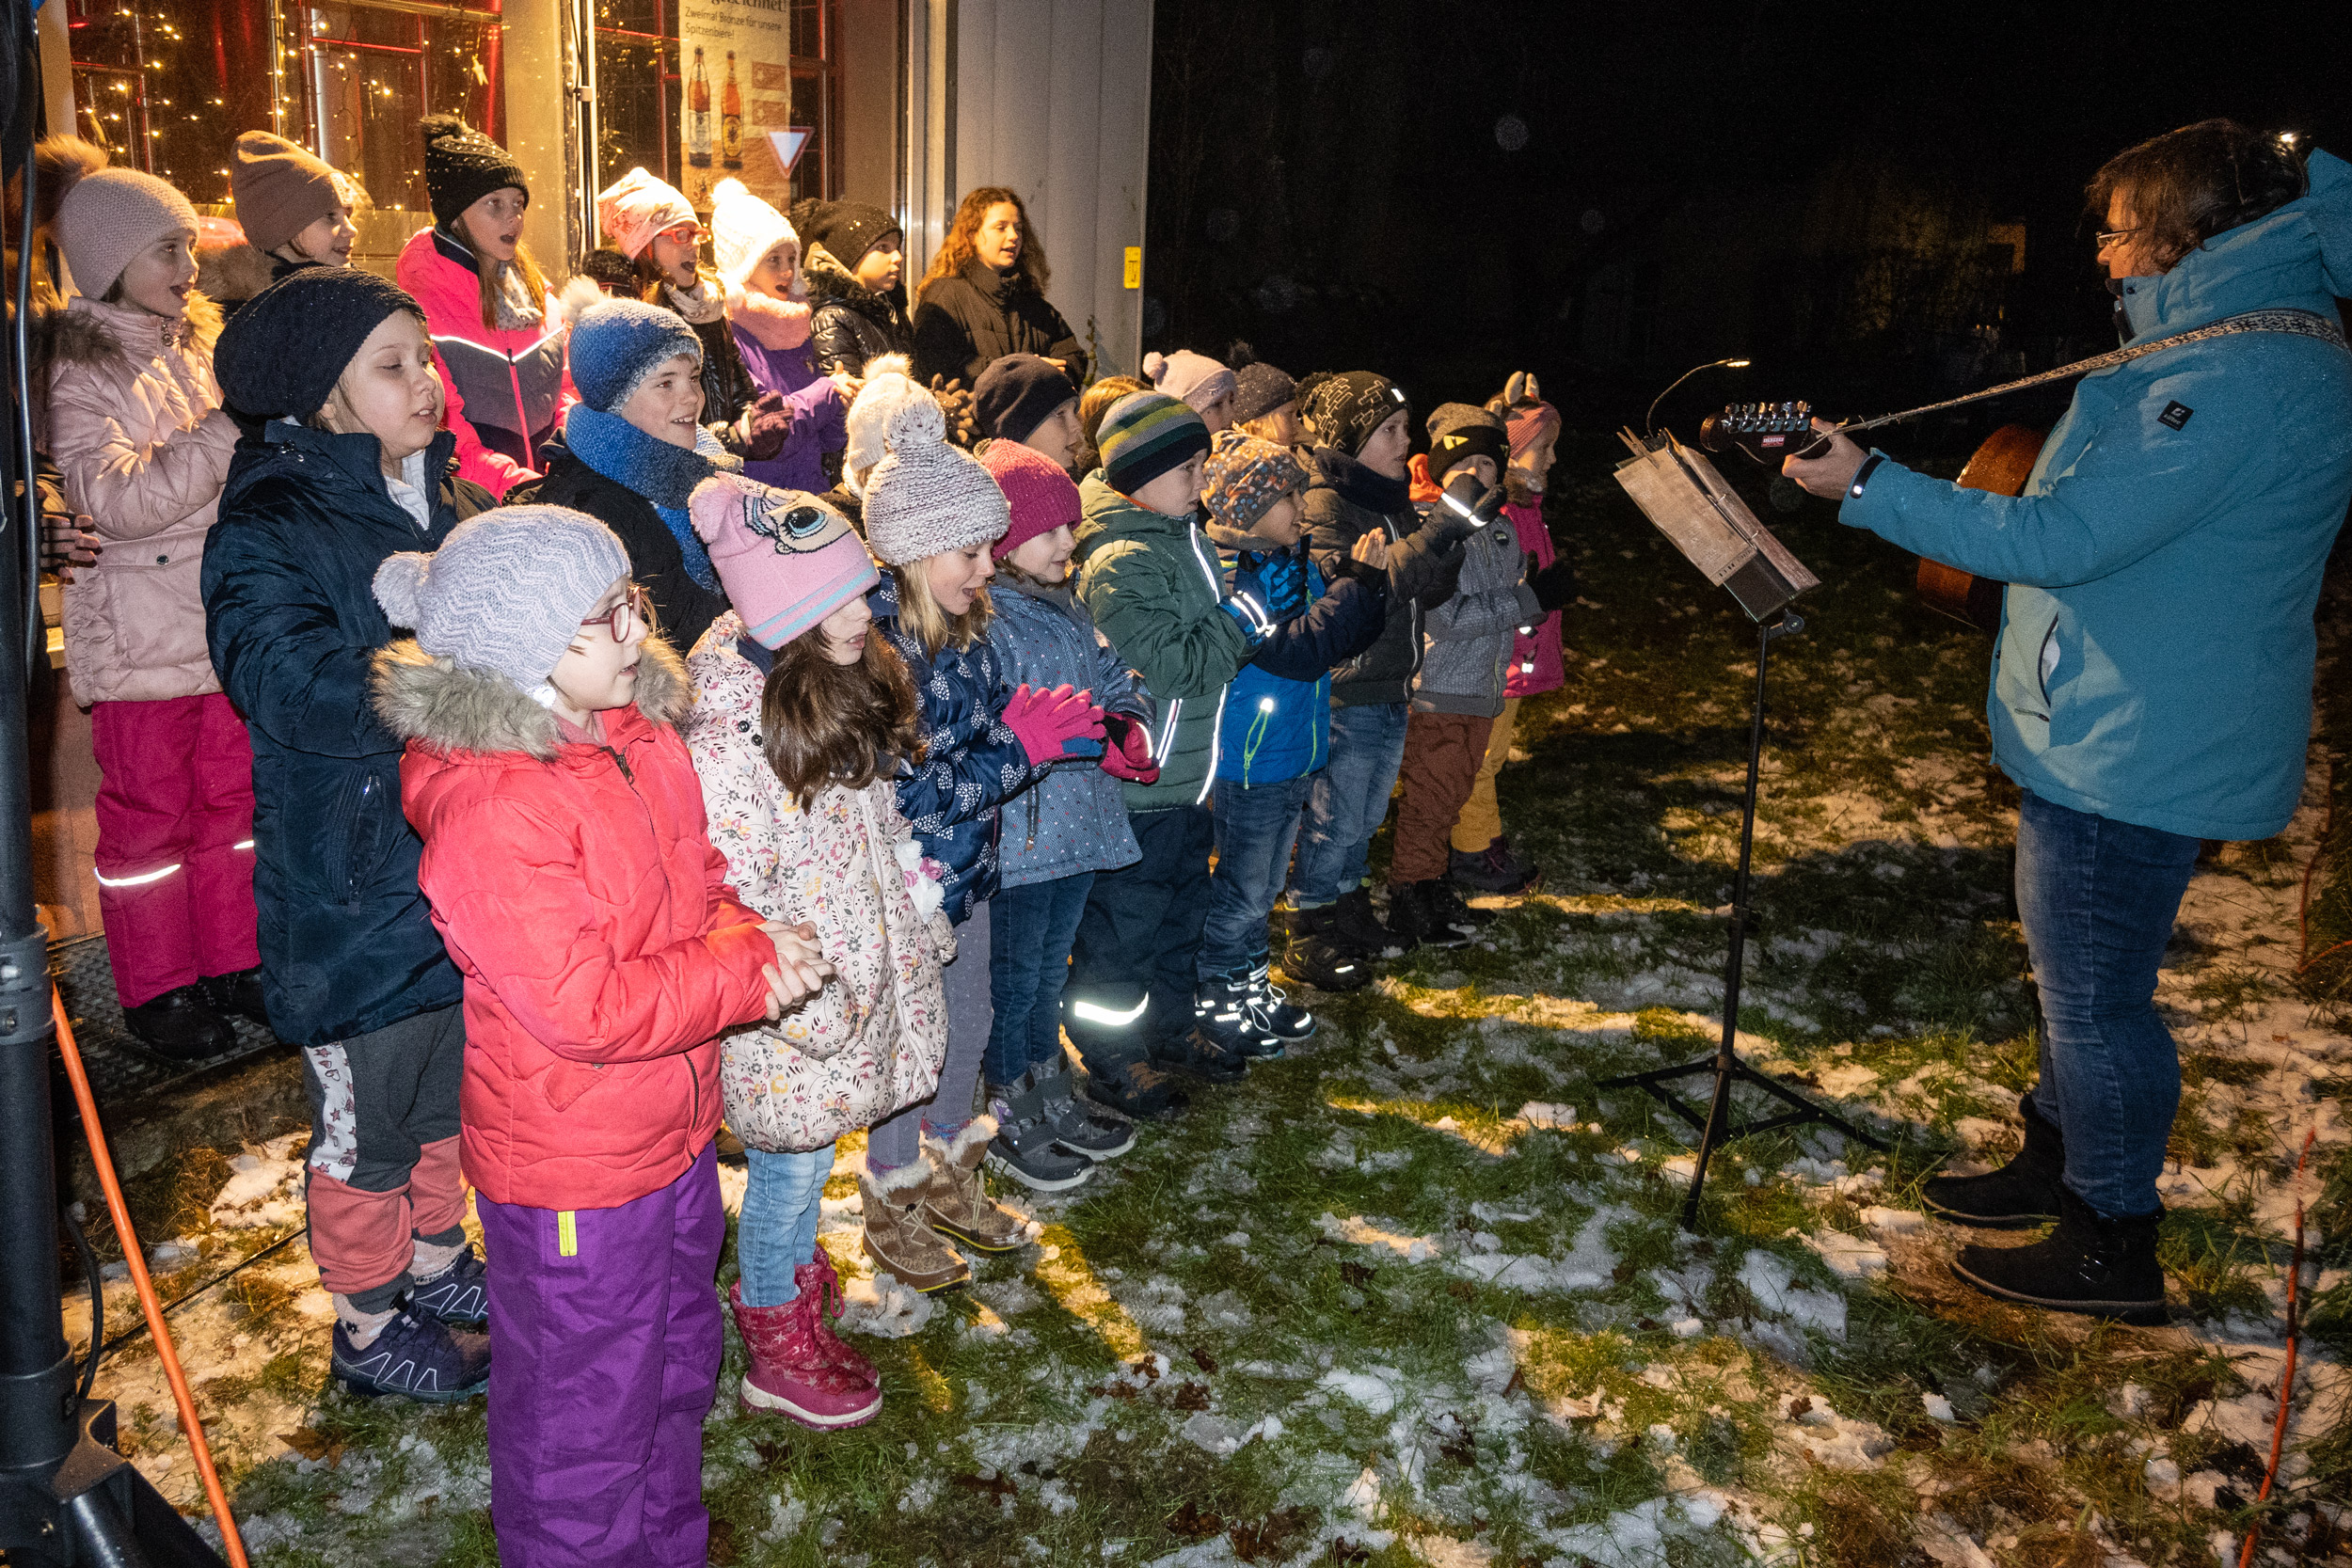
[
  {"x1": 1154, "y1": 1025, "x2": 1249, "y2": 1085},
  {"x1": 1040, "y1": 1069, "x2": 1136, "y2": 1161},
  {"x1": 1949, "y1": 1188, "x2": 2167, "y2": 1325},
  {"x1": 1924, "y1": 1094, "x2": 2064, "y2": 1228},
  {"x1": 1327, "y1": 888, "x2": 1405, "y2": 959},
  {"x1": 119, "y1": 984, "x2": 234, "y2": 1062},
  {"x1": 1282, "y1": 928, "x2": 1371, "y2": 992},
  {"x1": 1194, "y1": 974, "x2": 1284, "y2": 1061},
  {"x1": 1450, "y1": 838, "x2": 1542, "y2": 895},
  {"x1": 332, "y1": 1300, "x2": 490, "y2": 1402},
  {"x1": 1385, "y1": 880, "x2": 1470, "y2": 949},
  {"x1": 406, "y1": 1243, "x2": 488, "y2": 1327},
  {"x1": 1237, "y1": 964, "x2": 1316, "y2": 1044},
  {"x1": 985, "y1": 1073, "x2": 1094, "y2": 1192},
  {"x1": 196, "y1": 966, "x2": 269, "y2": 1027},
  {"x1": 1083, "y1": 1055, "x2": 1190, "y2": 1120}
]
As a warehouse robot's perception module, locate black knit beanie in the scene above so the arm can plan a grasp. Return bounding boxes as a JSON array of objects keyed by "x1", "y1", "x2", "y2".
[
  {"x1": 973, "y1": 354, "x2": 1077, "y2": 444},
  {"x1": 791, "y1": 198, "x2": 900, "y2": 269},
  {"x1": 1297, "y1": 370, "x2": 1410, "y2": 455},
  {"x1": 1230, "y1": 361, "x2": 1297, "y2": 424},
  {"x1": 1424, "y1": 403, "x2": 1507, "y2": 485},
  {"x1": 420, "y1": 114, "x2": 528, "y2": 230},
  {"x1": 215, "y1": 266, "x2": 424, "y2": 420}
]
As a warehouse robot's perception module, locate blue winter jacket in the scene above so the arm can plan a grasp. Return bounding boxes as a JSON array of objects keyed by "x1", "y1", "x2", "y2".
[
  {"x1": 201, "y1": 423, "x2": 489, "y2": 1045},
  {"x1": 867, "y1": 574, "x2": 1045, "y2": 924},
  {"x1": 1214, "y1": 538, "x2": 1389, "y2": 787},
  {"x1": 989, "y1": 574, "x2": 1150, "y2": 889},
  {"x1": 1842, "y1": 149, "x2": 2352, "y2": 840}
]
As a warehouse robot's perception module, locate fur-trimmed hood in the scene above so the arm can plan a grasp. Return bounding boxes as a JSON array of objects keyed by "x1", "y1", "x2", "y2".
[
  {"x1": 196, "y1": 242, "x2": 276, "y2": 307},
  {"x1": 370, "y1": 630, "x2": 691, "y2": 761},
  {"x1": 38, "y1": 289, "x2": 223, "y2": 368}
]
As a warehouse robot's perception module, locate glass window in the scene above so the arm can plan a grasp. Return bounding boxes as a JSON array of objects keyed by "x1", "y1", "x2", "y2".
[
  {"x1": 595, "y1": 0, "x2": 677, "y2": 197},
  {"x1": 65, "y1": 0, "x2": 274, "y2": 205},
  {"x1": 284, "y1": 0, "x2": 503, "y2": 218}
]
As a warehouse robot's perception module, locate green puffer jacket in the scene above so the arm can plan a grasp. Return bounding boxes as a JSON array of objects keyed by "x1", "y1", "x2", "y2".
[{"x1": 1073, "y1": 473, "x2": 1254, "y2": 812}]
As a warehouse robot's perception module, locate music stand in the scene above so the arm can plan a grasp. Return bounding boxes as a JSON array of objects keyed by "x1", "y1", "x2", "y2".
[{"x1": 1597, "y1": 432, "x2": 1884, "y2": 1230}]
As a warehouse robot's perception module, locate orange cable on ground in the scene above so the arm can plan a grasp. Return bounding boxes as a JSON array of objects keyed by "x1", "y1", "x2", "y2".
[
  {"x1": 2297, "y1": 754, "x2": 2350, "y2": 974},
  {"x1": 2234, "y1": 1125, "x2": 2317, "y2": 1568},
  {"x1": 51, "y1": 990, "x2": 251, "y2": 1568}
]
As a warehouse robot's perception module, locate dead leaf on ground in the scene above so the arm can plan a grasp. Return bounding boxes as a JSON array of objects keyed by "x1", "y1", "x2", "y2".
[
  {"x1": 1168, "y1": 1498, "x2": 1225, "y2": 1538},
  {"x1": 1190, "y1": 1345, "x2": 1219, "y2": 1374},
  {"x1": 951, "y1": 1472, "x2": 1016, "y2": 1499},
  {"x1": 1230, "y1": 1504, "x2": 1313, "y2": 1561},
  {"x1": 1339, "y1": 1261, "x2": 1375, "y2": 1287},
  {"x1": 1170, "y1": 1381, "x2": 1212, "y2": 1411},
  {"x1": 278, "y1": 1427, "x2": 343, "y2": 1467}
]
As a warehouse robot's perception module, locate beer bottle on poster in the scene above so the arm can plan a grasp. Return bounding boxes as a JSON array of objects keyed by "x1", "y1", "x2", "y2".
[
  {"x1": 688, "y1": 47, "x2": 712, "y2": 170},
  {"x1": 721, "y1": 52, "x2": 742, "y2": 170}
]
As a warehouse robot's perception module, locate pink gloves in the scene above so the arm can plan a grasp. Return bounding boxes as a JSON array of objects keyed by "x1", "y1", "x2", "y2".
[
  {"x1": 1100, "y1": 713, "x2": 1160, "y2": 784},
  {"x1": 1000, "y1": 683, "x2": 1106, "y2": 767}
]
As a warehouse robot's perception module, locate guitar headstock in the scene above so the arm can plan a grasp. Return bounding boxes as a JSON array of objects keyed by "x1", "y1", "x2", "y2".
[{"x1": 1696, "y1": 402, "x2": 1829, "y2": 461}]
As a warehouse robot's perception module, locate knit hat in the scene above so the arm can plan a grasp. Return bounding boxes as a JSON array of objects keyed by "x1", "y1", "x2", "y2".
[
  {"x1": 230, "y1": 131, "x2": 342, "y2": 255},
  {"x1": 1202, "y1": 429, "x2": 1309, "y2": 537},
  {"x1": 568, "y1": 298, "x2": 704, "y2": 413},
  {"x1": 710, "y1": 177, "x2": 796, "y2": 291},
  {"x1": 1496, "y1": 372, "x2": 1562, "y2": 458},
  {"x1": 1230, "y1": 361, "x2": 1296, "y2": 424},
  {"x1": 981, "y1": 441, "x2": 1083, "y2": 559},
  {"x1": 972, "y1": 354, "x2": 1077, "y2": 444},
  {"x1": 1096, "y1": 391, "x2": 1211, "y2": 498},
  {"x1": 596, "y1": 166, "x2": 698, "y2": 261},
  {"x1": 580, "y1": 246, "x2": 638, "y2": 294},
  {"x1": 214, "y1": 265, "x2": 423, "y2": 420},
  {"x1": 1297, "y1": 371, "x2": 1410, "y2": 455},
  {"x1": 373, "y1": 506, "x2": 631, "y2": 697},
  {"x1": 690, "y1": 472, "x2": 877, "y2": 649},
  {"x1": 54, "y1": 166, "x2": 198, "y2": 299},
  {"x1": 790, "y1": 198, "x2": 900, "y2": 268},
  {"x1": 1143, "y1": 350, "x2": 1237, "y2": 417},
  {"x1": 862, "y1": 394, "x2": 1010, "y2": 565},
  {"x1": 1424, "y1": 403, "x2": 1507, "y2": 485},
  {"x1": 842, "y1": 355, "x2": 923, "y2": 487},
  {"x1": 419, "y1": 114, "x2": 527, "y2": 231}
]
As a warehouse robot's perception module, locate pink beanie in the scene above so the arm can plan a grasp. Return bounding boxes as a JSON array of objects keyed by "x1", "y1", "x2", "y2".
[
  {"x1": 596, "y1": 166, "x2": 698, "y2": 261},
  {"x1": 1143, "y1": 349, "x2": 1236, "y2": 417},
  {"x1": 982, "y1": 440, "x2": 1083, "y2": 559},
  {"x1": 689, "y1": 473, "x2": 878, "y2": 649},
  {"x1": 1496, "y1": 370, "x2": 1561, "y2": 457},
  {"x1": 56, "y1": 167, "x2": 198, "y2": 298}
]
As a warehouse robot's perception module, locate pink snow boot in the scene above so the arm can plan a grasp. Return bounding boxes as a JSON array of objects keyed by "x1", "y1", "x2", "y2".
[
  {"x1": 794, "y1": 1251, "x2": 880, "y2": 1390},
  {"x1": 728, "y1": 1278, "x2": 882, "y2": 1429}
]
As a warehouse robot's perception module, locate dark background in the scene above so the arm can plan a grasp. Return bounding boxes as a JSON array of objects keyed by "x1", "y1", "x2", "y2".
[{"x1": 1139, "y1": 0, "x2": 2347, "y2": 458}]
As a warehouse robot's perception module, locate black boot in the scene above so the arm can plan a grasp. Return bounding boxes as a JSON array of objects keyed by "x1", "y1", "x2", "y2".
[
  {"x1": 198, "y1": 966, "x2": 269, "y2": 1027},
  {"x1": 119, "y1": 984, "x2": 235, "y2": 1062},
  {"x1": 1080, "y1": 1053, "x2": 1190, "y2": 1120},
  {"x1": 1386, "y1": 880, "x2": 1475, "y2": 950},
  {"x1": 1327, "y1": 887, "x2": 1404, "y2": 959},
  {"x1": 1949, "y1": 1187, "x2": 2167, "y2": 1325},
  {"x1": 1152, "y1": 1026, "x2": 1248, "y2": 1085},
  {"x1": 1449, "y1": 837, "x2": 1542, "y2": 895},
  {"x1": 1283, "y1": 911, "x2": 1372, "y2": 992},
  {"x1": 1923, "y1": 1094, "x2": 2063, "y2": 1227}
]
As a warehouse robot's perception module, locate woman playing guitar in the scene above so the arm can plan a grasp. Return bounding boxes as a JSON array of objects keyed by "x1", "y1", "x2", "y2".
[{"x1": 1784, "y1": 120, "x2": 2352, "y2": 1325}]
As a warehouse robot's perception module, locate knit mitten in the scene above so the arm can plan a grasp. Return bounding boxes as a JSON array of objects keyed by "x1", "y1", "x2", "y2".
[
  {"x1": 1100, "y1": 713, "x2": 1160, "y2": 784},
  {"x1": 1000, "y1": 682, "x2": 1105, "y2": 766},
  {"x1": 735, "y1": 391, "x2": 791, "y2": 461},
  {"x1": 1527, "y1": 555, "x2": 1578, "y2": 613}
]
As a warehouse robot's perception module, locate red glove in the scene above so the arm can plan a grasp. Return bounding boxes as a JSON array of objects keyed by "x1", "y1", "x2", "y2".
[
  {"x1": 1000, "y1": 683, "x2": 1106, "y2": 766},
  {"x1": 1101, "y1": 712, "x2": 1160, "y2": 784},
  {"x1": 736, "y1": 391, "x2": 791, "y2": 461}
]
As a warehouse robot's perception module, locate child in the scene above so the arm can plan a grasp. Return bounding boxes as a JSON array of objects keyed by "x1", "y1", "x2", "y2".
[
  {"x1": 1144, "y1": 349, "x2": 1238, "y2": 433},
  {"x1": 1230, "y1": 358, "x2": 1304, "y2": 453},
  {"x1": 1387, "y1": 404, "x2": 1574, "y2": 945},
  {"x1": 683, "y1": 471, "x2": 948, "y2": 1427},
  {"x1": 974, "y1": 353, "x2": 1082, "y2": 471},
  {"x1": 979, "y1": 441, "x2": 1157, "y2": 1187},
  {"x1": 1062, "y1": 392, "x2": 1274, "y2": 1113},
  {"x1": 225, "y1": 131, "x2": 365, "y2": 294},
  {"x1": 860, "y1": 392, "x2": 1104, "y2": 1287},
  {"x1": 206, "y1": 265, "x2": 497, "y2": 1397},
  {"x1": 40, "y1": 163, "x2": 250, "y2": 1059},
  {"x1": 1451, "y1": 374, "x2": 1567, "y2": 894},
  {"x1": 1199, "y1": 432, "x2": 1390, "y2": 1019},
  {"x1": 396, "y1": 114, "x2": 572, "y2": 499},
  {"x1": 1073, "y1": 373, "x2": 1147, "y2": 477},
  {"x1": 794, "y1": 197, "x2": 914, "y2": 378},
  {"x1": 372, "y1": 506, "x2": 825, "y2": 1560},
  {"x1": 712, "y1": 178, "x2": 848, "y2": 494}
]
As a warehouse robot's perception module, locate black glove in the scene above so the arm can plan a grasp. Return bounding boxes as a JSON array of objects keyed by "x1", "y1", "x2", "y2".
[
  {"x1": 1527, "y1": 554, "x2": 1578, "y2": 613},
  {"x1": 1436, "y1": 470, "x2": 1506, "y2": 532}
]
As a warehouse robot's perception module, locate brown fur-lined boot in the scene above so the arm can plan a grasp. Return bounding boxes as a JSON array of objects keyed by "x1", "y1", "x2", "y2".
[
  {"x1": 858, "y1": 1160, "x2": 970, "y2": 1293},
  {"x1": 918, "y1": 1116, "x2": 1029, "y2": 1253}
]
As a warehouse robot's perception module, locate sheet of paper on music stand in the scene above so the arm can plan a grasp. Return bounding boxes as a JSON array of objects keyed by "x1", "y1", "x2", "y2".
[
  {"x1": 766, "y1": 129, "x2": 813, "y2": 174},
  {"x1": 1613, "y1": 430, "x2": 1817, "y2": 620}
]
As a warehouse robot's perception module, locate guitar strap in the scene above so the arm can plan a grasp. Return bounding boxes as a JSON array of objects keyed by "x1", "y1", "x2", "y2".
[{"x1": 1839, "y1": 308, "x2": 2350, "y2": 437}]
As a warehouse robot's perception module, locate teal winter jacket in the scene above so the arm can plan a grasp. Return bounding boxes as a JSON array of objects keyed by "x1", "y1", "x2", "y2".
[{"x1": 1840, "y1": 149, "x2": 2352, "y2": 841}]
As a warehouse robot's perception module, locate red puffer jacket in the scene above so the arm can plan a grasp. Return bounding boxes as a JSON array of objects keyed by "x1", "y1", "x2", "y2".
[{"x1": 374, "y1": 634, "x2": 775, "y2": 1211}]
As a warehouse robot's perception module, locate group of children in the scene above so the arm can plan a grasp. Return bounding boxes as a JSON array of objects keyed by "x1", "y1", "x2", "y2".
[{"x1": 23, "y1": 114, "x2": 1571, "y2": 1567}]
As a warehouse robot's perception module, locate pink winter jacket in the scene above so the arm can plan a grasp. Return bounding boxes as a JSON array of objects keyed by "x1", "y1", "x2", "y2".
[
  {"x1": 394, "y1": 227, "x2": 576, "y2": 500},
  {"x1": 682, "y1": 615, "x2": 952, "y2": 1155},
  {"x1": 40, "y1": 293, "x2": 239, "y2": 706},
  {"x1": 1503, "y1": 498, "x2": 1565, "y2": 699}
]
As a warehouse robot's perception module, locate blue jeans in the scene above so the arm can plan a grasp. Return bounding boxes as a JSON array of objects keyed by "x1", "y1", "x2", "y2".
[
  {"x1": 736, "y1": 1143, "x2": 835, "y2": 1308},
  {"x1": 2014, "y1": 788, "x2": 2199, "y2": 1218},
  {"x1": 1290, "y1": 702, "x2": 1410, "y2": 907},
  {"x1": 987, "y1": 872, "x2": 1094, "y2": 1085},
  {"x1": 1202, "y1": 772, "x2": 1317, "y2": 980}
]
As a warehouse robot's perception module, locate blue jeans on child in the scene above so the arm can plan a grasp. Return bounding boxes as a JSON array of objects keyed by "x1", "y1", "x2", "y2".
[
  {"x1": 1201, "y1": 772, "x2": 1317, "y2": 980},
  {"x1": 1290, "y1": 702, "x2": 1411, "y2": 907},
  {"x1": 735, "y1": 1143, "x2": 835, "y2": 1308},
  {"x1": 987, "y1": 872, "x2": 1094, "y2": 1085},
  {"x1": 2013, "y1": 787, "x2": 2199, "y2": 1220}
]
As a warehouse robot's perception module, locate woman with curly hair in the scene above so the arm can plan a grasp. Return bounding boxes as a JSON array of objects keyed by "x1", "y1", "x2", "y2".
[{"x1": 911, "y1": 186, "x2": 1088, "y2": 391}]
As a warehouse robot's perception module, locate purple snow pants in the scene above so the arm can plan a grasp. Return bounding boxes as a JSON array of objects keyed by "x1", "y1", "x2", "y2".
[{"x1": 478, "y1": 1144, "x2": 723, "y2": 1568}]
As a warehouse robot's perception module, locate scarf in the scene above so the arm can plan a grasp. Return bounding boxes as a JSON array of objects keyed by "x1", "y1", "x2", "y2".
[
  {"x1": 663, "y1": 275, "x2": 727, "y2": 326},
  {"x1": 725, "y1": 283, "x2": 814, "y2": 350},
  {"x1": 564, "y1": 406, "x2": 726, "y2": 591},
  {"x1": 1315, "y1": 444, "x2": 1411, "y2": 516}
]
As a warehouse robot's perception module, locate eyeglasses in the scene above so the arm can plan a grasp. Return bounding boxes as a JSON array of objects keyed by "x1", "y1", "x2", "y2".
[
  {"x1": 2094, "y1": 227, "x2": 2145, "y2": 250},
  {"x1": 580, "y1": 584, "x2": 651, "y2": 641},
  {"x1": 657, "y1": 221, "x2": 707, "y2": 246}
]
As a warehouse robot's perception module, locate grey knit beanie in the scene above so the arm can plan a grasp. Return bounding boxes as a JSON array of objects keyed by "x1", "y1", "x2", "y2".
[
  {"x1": 373, "y1": 505, "x2": 631, "y2": 699},
  {"x1": 860, "y1": 389, "x2": 1009, "y2": 565}
]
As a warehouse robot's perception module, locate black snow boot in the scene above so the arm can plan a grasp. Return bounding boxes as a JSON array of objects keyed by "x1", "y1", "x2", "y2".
[
  {"x1": 1283, "y1": 919, "x2": 1372, "y2": 992},
  {"x1": 1081, "y1": 1053, "x2": 1190, "y2": 1120},
  {"x1": 1327, "y1": 887, "x2": 1405, "y2": 959},
  {"x1": 1949, "y1": 1187, "x2": 2167, "y2": 1326},
  {"x1": 1923, "y1": 1093, "x2": 2064, "y2": 1227}
]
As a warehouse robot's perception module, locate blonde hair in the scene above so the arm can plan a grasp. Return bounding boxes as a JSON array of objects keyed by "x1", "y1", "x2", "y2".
[{"x1": 888, "y1": 559, "x2": 993, "y2": 658}]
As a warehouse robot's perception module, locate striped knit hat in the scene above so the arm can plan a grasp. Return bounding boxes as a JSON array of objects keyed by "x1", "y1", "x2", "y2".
[
  {"x1": 373, "y1": 506, "x2": 630, "y2": 697},
  {"x1": 1097, "y1": 391, "x2": 1210, "y2": 498}
]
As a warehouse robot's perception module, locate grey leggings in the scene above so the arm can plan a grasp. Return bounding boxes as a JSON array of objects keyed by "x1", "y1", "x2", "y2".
[{"x1": 866, "y1": 897, "x2": 991, "y2": 1172}]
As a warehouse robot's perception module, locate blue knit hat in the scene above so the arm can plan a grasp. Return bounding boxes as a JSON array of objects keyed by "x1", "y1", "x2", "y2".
[
  {"x1": 569, "y1": 298, "x2": 704, "y2": 413},
  {"x1": 373, "y1": 505, "x2": 632, "y2": 699}
]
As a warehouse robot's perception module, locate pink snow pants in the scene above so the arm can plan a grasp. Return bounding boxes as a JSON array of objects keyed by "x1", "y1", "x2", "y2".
[{"x1": 87, "y1": 692, "x2": 259, "y2": 1008}]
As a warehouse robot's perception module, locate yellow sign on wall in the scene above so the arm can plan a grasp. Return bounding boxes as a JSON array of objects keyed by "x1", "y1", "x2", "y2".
[{"x1": 1123, "y1": 246, "x2": 1142, "y2": 290}]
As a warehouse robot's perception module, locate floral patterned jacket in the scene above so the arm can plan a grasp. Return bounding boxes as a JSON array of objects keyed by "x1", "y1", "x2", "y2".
[{"x1": 683, "y1": 613, "x2": 953, "y2": 1153}]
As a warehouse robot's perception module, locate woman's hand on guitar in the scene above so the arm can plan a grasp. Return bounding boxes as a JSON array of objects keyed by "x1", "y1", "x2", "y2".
[{"x1": 1781, "y1": 420, "x2": 1870, "y2": 499}]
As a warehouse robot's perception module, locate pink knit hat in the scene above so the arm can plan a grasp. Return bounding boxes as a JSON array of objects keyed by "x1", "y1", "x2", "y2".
[
  {"x1": 56, "y1": 166, "x2": 198, "y2": 298},
  {"x1": 1143, "y1": 349, "x2": 1236, "y2": 417},
  {"x1": 596, "y1": 166, "x2": 698, "y2": 261},
  {"x1": 1497, "y1": 370, "x2": 1561, "y2": 457},
  {"x1": 981, "y1": 440, "x2": 1083, "y2": 559},
  {"x1": 690, "y1": 473, "x2": 879, "y2": 649}
]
